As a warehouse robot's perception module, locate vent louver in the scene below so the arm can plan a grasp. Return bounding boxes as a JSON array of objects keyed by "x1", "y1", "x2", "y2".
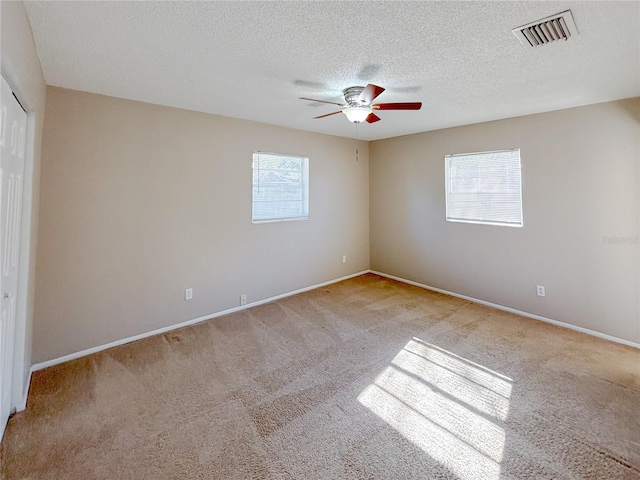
[{"x1": 512, "y1": 10, "x2": 578, "y2": 47}]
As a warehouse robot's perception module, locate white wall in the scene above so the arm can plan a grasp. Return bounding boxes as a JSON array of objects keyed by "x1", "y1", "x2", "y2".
[
  {"x1": 370, "y1": 99, "x2": 640, "y2": 344},
  {"x1": 1, "y1": 0, "x2": 47, "y2": 407},
  {"x1": 34, "y1": 87, "x2": 369, "y2": 363}
]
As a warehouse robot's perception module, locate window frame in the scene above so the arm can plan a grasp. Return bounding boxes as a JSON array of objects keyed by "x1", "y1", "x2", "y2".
[
  {"x1": 252, "y1": 152, "x2": 309, "y2": 224},
  {"x1": 444, "y1": 149, "x2": 523, "y2": 228}
]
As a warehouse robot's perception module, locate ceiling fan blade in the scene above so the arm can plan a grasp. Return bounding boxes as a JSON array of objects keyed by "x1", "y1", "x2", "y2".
[
  {"x1": 366, "y1": 113, "x2": 381, "y2": 123},
  {"x1": 300, "y1": 97, "x2": 345, "y2": 106},
  {"x1": 313, "y1": 111, "x2": 342, "y2": 119},
  {"x1": 357, "y1": 84, "x2": 385, "y2": 105},
  {"x1": 373, "y1": 102, "x2": 422, "y2": 110}
]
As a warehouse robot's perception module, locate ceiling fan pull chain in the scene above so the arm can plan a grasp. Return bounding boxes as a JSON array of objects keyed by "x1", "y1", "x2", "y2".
[{"x1": 355, "y1": 123, "x2": 359, "y2": 162}]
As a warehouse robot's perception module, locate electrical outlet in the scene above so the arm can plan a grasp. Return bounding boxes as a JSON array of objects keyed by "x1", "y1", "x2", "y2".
[
  {"x1": 185, "y1": 288, "x2": 193, "y2": 300},
  {"x1": 536, "y1": 285, "x2": 545, "y2": 297},
  {"x1": 342, "y1": 255, "x2": 347, "y2": 264},
  {"x1": 240, "y1": 294, "x2": 247, "y2": 306}
]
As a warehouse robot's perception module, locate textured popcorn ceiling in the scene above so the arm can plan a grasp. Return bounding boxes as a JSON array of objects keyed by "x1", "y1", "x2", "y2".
[{"x1": 24, "y1": 1, "x2": 640, "y2": 140}]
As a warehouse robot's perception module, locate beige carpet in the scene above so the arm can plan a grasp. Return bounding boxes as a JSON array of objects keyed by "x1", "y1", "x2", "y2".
[{"x1": 2, "y1": 273, "x2": 639, "y2": 479}]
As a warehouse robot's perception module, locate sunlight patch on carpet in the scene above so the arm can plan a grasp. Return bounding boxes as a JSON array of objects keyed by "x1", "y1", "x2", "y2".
[{"x1": 358, "y1": 338, "x2": 513, "y2": 480}]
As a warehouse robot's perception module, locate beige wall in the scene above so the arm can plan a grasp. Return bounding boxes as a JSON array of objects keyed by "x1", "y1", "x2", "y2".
[
  {"x1": 370, "y1": 99, "x2": 640, "y2": 344},
  {"x1": 1, "y1": 0, "x2": 47, "y2": 404},
  {"x1": 34, "y1": 87, "x2": 369, "y2": 363},
  {"x1": 32, "y1": 87, "x2": 640, "y2": 362}
]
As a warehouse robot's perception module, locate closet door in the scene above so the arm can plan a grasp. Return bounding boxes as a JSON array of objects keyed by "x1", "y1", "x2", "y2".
[{"x1": 0, "y1": 75, "x2": 27, "y2": 439}]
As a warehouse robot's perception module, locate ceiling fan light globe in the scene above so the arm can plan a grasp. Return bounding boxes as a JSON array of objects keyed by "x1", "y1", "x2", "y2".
[{"x1": 342, "y1": 106, "x2": 372, "y2": 123}]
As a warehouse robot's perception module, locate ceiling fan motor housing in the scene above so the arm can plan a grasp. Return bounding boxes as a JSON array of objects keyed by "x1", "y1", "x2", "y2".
[{"x1": 343, "y1": 86, "x2": 366, "y2": 105}]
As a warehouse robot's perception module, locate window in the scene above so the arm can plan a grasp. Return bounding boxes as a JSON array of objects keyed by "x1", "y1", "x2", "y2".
[
  {"x1": 445, "y1": 149, "x2": 523, "y2": 227},
  {"x1": 252, "y1": 152, "x2": 309, "y2": 223}
]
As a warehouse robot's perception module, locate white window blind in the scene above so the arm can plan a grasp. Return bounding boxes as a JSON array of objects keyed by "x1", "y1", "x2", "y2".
[
  {"x1": 445, "y1": 149, "x2": 523, "y2": 227},
  {"x1": 252, "y1": 152, "x2": 309, "y2": 223}
]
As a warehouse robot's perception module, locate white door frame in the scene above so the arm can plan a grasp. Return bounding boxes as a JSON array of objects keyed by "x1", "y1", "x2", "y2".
[{"x1": 1, "y1": 64, "x2": 38, "y2": 414}]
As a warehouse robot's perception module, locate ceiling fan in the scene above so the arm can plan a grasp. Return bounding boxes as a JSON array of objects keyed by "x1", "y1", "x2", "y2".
[{"x1": 300, "y1": 83, "x2": 422, "y2": 124}]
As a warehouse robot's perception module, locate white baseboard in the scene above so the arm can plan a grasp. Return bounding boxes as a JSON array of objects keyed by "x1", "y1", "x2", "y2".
[
  {"x1": 27, "y1": 267, "x2": 639, "y2": 380},
  {"x1": 30, "y1": 270, "x2": 370, "y2": 373},
  {"x1": 370, "y1": 270, "x2": 640, "y2": 350}
]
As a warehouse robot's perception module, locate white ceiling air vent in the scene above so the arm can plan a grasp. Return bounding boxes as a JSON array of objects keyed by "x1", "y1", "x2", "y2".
[{"x1": 512, "y1": 10, "x2": 578, "y2": 47}]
